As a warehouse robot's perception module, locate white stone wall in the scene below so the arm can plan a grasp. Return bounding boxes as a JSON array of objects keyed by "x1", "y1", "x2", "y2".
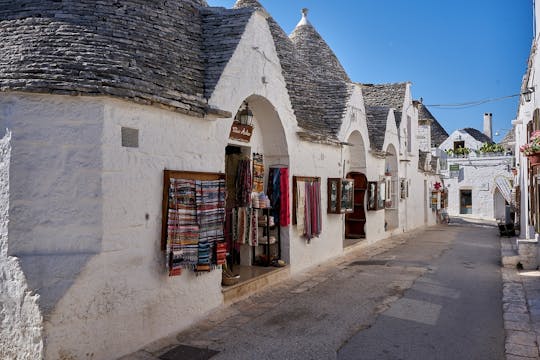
[
  {"x1": 417, "y1": 123, "x2": 431, "y2": 152},
  {"x1": 443, "y1": 155, "x2": 513, "y2": 219},
  {"x1": 0, "y1": 129, "x2": 43, "y2": 360},
  {"x1": 439, "y1": 130, "x2": 484, "y2": 152},
  {"x1": 42, "y1": 98, "x2": 225, "y2": 360}
]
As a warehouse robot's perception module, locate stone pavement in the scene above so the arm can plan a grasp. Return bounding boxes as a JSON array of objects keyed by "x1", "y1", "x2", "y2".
[
  {"x1": 501, "y1": 238, "x2": 540, "y2": 359},
  {"x1": 120, "y1": 229, "x2": 435, "y2": 360}
]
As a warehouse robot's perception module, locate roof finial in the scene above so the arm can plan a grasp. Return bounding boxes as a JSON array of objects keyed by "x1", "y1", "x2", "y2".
[{"x1": 297, "y1": 7, "x2": 311, "y2": 26}]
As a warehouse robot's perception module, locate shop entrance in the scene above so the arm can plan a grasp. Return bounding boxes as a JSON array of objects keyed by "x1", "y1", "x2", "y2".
[
  {"x1": 345, "y1": 172, "x2": 367, "y2": 239},
  {"x1": 222, "y1": 96, "x2": 290, "y2": 287},
  {"x1": 460, "y1": 189, "x2": 472, "y2": 214}
]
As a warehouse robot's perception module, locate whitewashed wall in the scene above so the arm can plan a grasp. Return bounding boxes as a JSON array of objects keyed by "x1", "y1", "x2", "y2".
[
  {"x1": 439, "y1": 130, "x2": 483, "y2": 152},
  {"x1": 443, "y1": 155, "x2": 513, "y2": 219},
  {"x1": 0, "y1": 128, "x2": 43, "y2": 360}
]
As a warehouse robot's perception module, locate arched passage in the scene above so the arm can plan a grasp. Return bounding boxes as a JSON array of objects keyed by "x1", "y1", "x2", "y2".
[
  {"x1": 385, "y1": 143, "x2": 399, "y2": 231},
  {"x1": 493, "y1": 188, "x2": 507, "y2": 221},
  {"x1": 223, "y1": 95, "x2": 290, "y2": 283},
  {"x1": 343, "y1": 131, "x2": 368, "y2": 247}
]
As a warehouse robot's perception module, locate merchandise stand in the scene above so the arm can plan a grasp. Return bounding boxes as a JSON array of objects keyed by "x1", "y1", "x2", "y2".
[
  {"x1": 251, "y1": 207, "x2": 281, "y2": 266},
  {"x1": 161, "y1": 170, "x2": 226, "y2": 275}
]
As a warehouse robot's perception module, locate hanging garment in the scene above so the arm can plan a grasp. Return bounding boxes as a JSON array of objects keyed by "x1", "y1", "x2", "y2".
[
  {"x1": 304, "y1": 182, "x2": 312, "y2": 240},
  {"x1": 237, "y1": 207, "x2": 248, "y2": 244},
  {"x1": 296, "y1": 180, "x2": 306, "y2": 235},
  {"x1": 268, "y1": 168, "x2": 281, "y2": 223},
  {"x1": 225, "y1": 153, "x2": 242, "y2": 208},
  {"x1": 301, "y1": 181, "x2": 322, "y2": 241},
  {"x1": 279, "y1": 168, "x2": 290, "y2": 226},
  {"x1": 166, "y1": 179, "x2": 199, "y2": 275},
  {"x1": 236, "y1": 159, "x2": 252, "y2": 207},
  {"x1": 249, "y1": 208, "x2": 258, "y2": 246},
  {"x1": 196, "y1": 179, "x2": 226, "y2": 267},
  {"x1": 252, "y1": 153, "x2": 264, "y2": 193}
]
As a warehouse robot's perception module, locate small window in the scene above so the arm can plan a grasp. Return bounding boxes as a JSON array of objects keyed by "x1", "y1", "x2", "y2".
[{"x1": 453, "y1": 141, "x2": 465, "y2": 151}]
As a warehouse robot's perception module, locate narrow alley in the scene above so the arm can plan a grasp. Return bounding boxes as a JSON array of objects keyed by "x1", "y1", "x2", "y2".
[{"x1": 124, "y1": 218, "x2": 505, "y2": 360}]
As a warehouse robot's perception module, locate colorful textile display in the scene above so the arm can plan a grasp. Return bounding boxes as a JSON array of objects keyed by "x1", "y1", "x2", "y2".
[
  {"x1": 196, "y1": 179, "x2": 225, "y2": 267},
  {"x1": 167, "y1": 179, "x2": 198, "y2": 276},
  {"x1": 279, "y1": 168, "x2": 290, "y2": 226},
  {"x1": 232, "y1": 207, "x2": 258, "y2": 246},
  {"x1": 236, "y1": 159, "x2": 252, "y2": 207},
  {"x1": 268, "y1": 167, "x2": 290, "y2": 226},
  {"x1": 252, "y1": 153, "x2": 264, "y2": 193},
  {"x1": 296, "y1": 180, "x2": 306, "y2": 235},
  {"x1": 166, "y1": 177, "x2": 226, "y2": 276},
  {"x1": 295, "y1": 179, "x2": 321, "y2": 241}
]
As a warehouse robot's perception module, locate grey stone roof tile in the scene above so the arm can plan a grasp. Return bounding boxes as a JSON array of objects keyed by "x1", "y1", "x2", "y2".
[
  {"x1": 234, "y1": 0, "x2": 352, "y2": 141},
  {"x1": 418, "y1": 104, "x2": 448, "y2": 147},
  {"x1": 499, "y1": 128, "x2": 515, "y2": 147},
  {"x1": 201, "y1": 7, "x2": 254, "y2": 99},
  {"x1": 361, "y1": 83, "x2": 407, "y2": 129},
  {"x1": 0, "y1": 0, "x2": 211, "y2": 117},
  {"x1": 365, "y1": 106, "x2": 390, "y2": 152}
]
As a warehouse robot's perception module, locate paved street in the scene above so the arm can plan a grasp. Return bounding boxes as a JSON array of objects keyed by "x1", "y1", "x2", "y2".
[
  {"x1": 339, "y1": 218, "x2": 504, "y2": 360},
  {"x1": 124, "y1": 219, "x2": 505, "y2": 360}
]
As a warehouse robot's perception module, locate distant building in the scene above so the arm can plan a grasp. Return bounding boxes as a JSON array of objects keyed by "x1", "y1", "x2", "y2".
[{"x1": 439, "y1": 114, "x2": 513, "y2": 220}]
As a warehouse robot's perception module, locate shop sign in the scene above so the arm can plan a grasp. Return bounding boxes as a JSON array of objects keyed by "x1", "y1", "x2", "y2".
[
  {"x1": 229, "y1": 122, "x2": 253, "y2": 142},
  {"x1": 449, "y1": 164, "x2": 460, "y2": 171}
]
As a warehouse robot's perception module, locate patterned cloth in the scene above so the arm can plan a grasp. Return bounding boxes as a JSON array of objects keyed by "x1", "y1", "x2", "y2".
[
  {"x1": 297, "y1": 180, "x2": 321, "y2": 241},
  {"x1": 166, "y1": 178, "x2": 225, "y2": 276},
  {"x1": 252, "y1": 153, "x2": 264, "y2": 193},
  {"x1": 236, "y1": 160, "x2": 252, "y2": 207},
  {"x1": 279, "y1": 168, "x2": 290, "y2": 226}
]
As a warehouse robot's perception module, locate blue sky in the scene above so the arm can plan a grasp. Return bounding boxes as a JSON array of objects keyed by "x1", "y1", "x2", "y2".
[{"x1": 208, "y1": 0, "x2": 533, "y2": 142}]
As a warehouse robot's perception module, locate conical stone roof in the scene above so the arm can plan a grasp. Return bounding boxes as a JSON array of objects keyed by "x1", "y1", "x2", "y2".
[
  {"x1": 290, "y1": 9, "x2": 350, "y2": 83},
  {"x1": 234, "y1": 1, "x2": 352, "y2": 141}
]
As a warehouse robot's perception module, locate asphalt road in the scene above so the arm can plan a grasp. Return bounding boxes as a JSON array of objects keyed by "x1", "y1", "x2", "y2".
[{"x1": 338, "y1": 218, "x2": 504, "y2": 360}]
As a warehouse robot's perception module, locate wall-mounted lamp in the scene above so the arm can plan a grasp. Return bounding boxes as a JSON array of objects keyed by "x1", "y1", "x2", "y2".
[
  {"x1": 523, "y1": 87, "x2": 535, "y2": 102},
  {"x1": 237, "y1": 102, "x2": 253, "y2": 125}
]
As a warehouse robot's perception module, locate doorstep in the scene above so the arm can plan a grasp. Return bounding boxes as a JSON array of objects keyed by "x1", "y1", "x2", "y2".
[{"x1": 222, "y1": 265, "x2": 290, "y2": 305}]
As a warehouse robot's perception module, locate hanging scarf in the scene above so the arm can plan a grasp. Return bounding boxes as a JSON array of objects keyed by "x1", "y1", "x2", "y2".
[
  {"x1": 296, "y1": 180, "x2": 306, "y2": 235},
  {"x1": 252, "y1": 153, "x2": 264, "y2": 193},
  {"x1": 279, "y1": 168, "x2": 290, "y2": 226}
]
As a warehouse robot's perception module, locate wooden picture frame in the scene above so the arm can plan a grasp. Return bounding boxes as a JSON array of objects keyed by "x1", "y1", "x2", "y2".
[
  {"x1": 327, "y1": 178, "x2": 355, "y2": 214},
  {"x1": 367, "y1": 181, "x2": 378, "y2": 211}
]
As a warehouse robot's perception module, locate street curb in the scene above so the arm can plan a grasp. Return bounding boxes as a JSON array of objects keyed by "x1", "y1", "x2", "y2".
[{"x1": 500, "y1": 238, "x2": 540, "y2": 359}]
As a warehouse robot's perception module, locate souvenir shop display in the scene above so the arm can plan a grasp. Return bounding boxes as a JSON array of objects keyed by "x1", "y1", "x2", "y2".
[
  {"x1": 252, "y1": 153, "x2": 264, "y2": 193},
  {"x1": 161, "y1": 170, "x2": 226, "y2": 276},
  {"x1": 224, "y1": 147, "x2": 288, "y2": 271},
  {"x1": 293, "y1": 176, "x2": 322, "y2": 242}
]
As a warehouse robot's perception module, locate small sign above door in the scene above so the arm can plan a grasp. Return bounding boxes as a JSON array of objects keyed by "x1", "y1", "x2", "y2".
[{"x1": 229, "y1": 122, "x2": 253, "y2": 142}]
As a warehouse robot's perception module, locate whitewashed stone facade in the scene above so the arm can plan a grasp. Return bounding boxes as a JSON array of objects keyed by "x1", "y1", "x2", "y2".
[{"x1": 0, "y1": 1, "x2": 443, "y2": 358}]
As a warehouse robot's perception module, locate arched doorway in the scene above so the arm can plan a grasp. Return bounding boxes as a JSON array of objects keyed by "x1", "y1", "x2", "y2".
[
  {"x1": 494, "y1": 188, "x2": 507, "y2": 221},
  {"x1": 345, "y1": 172, "x2": 367, "y2": 239},
  {"x1": 343, "y1": 131, "x2": 367, "y2": 247},
  {"x1": 223, "y1": 95, "x2": 290, "y2": 283}
]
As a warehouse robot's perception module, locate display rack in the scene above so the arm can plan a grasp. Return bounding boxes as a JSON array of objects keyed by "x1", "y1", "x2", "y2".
[{"x1": 252, "y1": 207, "x2": 280, "y2": 266}]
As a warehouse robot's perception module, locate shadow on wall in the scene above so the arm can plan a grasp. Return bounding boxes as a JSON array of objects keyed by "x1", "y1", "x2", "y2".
[
  {"x1": 2, "y1": 97, "x2": 103, "y2": 316},
  {"x1": 0, "y1": 130, "x2": 44, "y2": 358}
]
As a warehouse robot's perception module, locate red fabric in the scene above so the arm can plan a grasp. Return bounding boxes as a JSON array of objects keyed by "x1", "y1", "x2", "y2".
[{"x1": 279, "y1": 168, "x2": 290, "y2": 226}]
